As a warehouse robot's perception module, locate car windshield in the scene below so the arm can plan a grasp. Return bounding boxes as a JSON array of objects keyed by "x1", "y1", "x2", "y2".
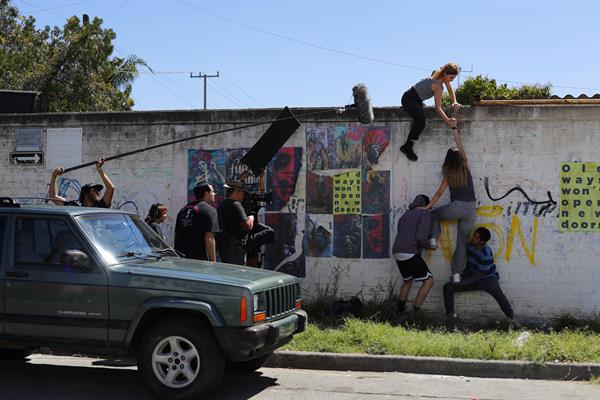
[{"x1": 76, "y1": 213, "x2": 172, "y2": 265}]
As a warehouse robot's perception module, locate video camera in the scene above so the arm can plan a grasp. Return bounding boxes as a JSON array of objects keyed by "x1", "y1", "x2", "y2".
[{"x1": 242, "y1": 190, "x2": 273, "y2": 216}]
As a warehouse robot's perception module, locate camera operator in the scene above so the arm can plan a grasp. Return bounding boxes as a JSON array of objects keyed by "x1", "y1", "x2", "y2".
[
  {"x1": 218, "y1": 181, "x2": 254, "y2": 265},
  {"x1": 244, "y1": 171, "x2": 276, "y2": 268}
]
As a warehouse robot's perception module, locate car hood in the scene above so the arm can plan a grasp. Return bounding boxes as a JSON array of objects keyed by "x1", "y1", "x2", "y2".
[{"x1": 112, "y1": 257, "x2": 297, "y2": 290}]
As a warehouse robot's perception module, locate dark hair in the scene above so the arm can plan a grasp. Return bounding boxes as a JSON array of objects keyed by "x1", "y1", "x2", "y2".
[
  {"x1": 145, "y1": 203, "x2": 167, "y2": 223},
  {"x1": 419, "y1": 194, "x2": 430, "y2": 205},
  {"x1": 475, "y1": 227, "x2": 491, "y2": 242},
  {"x1": 442, "y1": 148, "x2": 469, "y2": 188},
  {"x1": 194, "y1": 184, "x2": 212, "y2": 200}
]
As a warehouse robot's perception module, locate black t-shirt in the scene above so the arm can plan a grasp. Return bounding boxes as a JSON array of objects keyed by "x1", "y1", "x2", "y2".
[
  {"x1": 218, "y1": 199, "x2": 248, "y2": 239},
  {"x1": 174, "y1": 201, "x2": 219, "y2": 260},
  {"x1": 64, "y1": 199, "x2": 110, "y2": 208}
]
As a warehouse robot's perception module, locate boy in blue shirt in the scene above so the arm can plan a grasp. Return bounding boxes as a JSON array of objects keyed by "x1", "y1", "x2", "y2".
[{"x1": 443, "y1": 227, "x2": 514, "y2": 320}]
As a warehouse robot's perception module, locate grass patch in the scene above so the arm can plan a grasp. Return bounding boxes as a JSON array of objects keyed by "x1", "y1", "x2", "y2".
[
  {"x1": 288, "y1": 299, "x2": 600, "y2": 363},
  {"x1": 590, "y1": 375, "x2": 600, "y2": 385}
]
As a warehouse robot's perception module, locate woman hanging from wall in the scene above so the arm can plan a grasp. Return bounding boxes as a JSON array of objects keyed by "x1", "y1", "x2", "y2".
[
  {"x1": 424, "y1": 126, "x2": 476, "y2": 284},
  {"x1": 145, "y1": 203, "x2": 168, "y2": 240},
  {"x1": 400, "y1": 63, "x2": 462, "y2": 161}
]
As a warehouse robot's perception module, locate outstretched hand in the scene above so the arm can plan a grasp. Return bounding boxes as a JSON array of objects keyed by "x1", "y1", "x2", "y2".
[
  {"x1": 95, "y1": 158, "x2": 106, "y2": 172},
  {"x1": 52, "y1": 167, "x2": 65, "y2": 177}
]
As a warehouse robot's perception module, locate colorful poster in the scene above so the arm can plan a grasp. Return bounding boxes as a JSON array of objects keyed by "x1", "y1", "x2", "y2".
[
  {"x1": 304, "y1": 214, "x2": 333, "y2": 257},
  {"x1": 226, "y1": 148, "x2": 259, "y2": 189},
  {"x1": 306, "y1": 127, "x2": 335, "y2": 170},
  {"x1": 333, "y1": 215, "x2": 361, "y2": 258},
  {"x1": 306, "y1": 171, "x2": 333, "y2": 214},
  {"x1": 333, "y1": 170, "x2": 361, "y2": 215},
  {"x1": 188, "y1": 149, "x2": 226, "y2": 205},
  {"x1": 363, "y1": 127, "x2": 391, "y2": 167},
  {"x1": 560, "y1": 162, "x2": 600, "y2": 232},
  {"x1": 362, "y1": 214, "x2": 390, "y2": 259},
  {"x1": 264, "y1": 213, "x2": 305, "y2": 277},
  {"x1": 266, "y1": 147, "x2": 303, "y2": 211},
  {"x1": 362, "y1": 170, "x2": 390, "y2": 214},
  {"x1": 332, "y1": 125, "x2": 363, "y2": 169}
]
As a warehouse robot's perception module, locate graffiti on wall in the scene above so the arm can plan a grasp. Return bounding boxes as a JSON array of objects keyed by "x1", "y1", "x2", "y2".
[
  {"x1": 559, "y1": 162, "x2": 600, "y2": 232},
  {"x1": 484, "y1": 176, "x2": 556, "y2": 217},
  {"x1": 188, "y1": 149, "x2": 226, "y2": 206}
]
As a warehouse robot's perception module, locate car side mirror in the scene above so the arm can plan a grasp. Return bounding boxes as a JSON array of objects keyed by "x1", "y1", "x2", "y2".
[{"x1": 61, "y1": 249, "x2": 91, "y2": 270}]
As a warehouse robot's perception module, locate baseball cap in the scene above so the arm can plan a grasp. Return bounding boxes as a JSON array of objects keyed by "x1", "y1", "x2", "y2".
[{"x1": 79, "y1": 183, "x2": 104, "y2": 203}]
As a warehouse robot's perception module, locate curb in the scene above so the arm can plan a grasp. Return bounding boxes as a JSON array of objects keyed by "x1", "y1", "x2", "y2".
[{"x1": 264, "y1": 351, "x2": 600, "y2": 381}]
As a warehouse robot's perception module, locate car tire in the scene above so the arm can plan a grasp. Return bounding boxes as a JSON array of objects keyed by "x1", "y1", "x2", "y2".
[
  {"x1": 137, "y1": 316, "x2": 225, "y2": 400},
  {"x1": 227, "y1": 352, "x2": 272, "y2": 373}
]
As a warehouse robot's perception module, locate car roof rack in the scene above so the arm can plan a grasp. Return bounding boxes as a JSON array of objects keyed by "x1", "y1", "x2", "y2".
[{"x1": 0, "y1": 197, "x2": 21, "y2": 208}]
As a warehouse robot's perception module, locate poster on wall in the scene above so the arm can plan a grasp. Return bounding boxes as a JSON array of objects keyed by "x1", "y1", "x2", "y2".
[
  {"x1": 226, "y1": 147, "x2": 260, "y2": 189},
  {"x1": 362, "y1": 170, "x2": 390, "y2": 214},
  {"x1": 333, "y1": 214, "x2": 362, "y2": 258},
  {"x1": 332, "y1": 125, "x2": 363, "y2": 169},
  {"x1": 333, "y1": 170, "x2": 361, "y2": 214},
  {"x1": 306, "y1": 127, "x2": 335, "y2": 170},
  {"x1": 306, "y1": 171, "x2": 333, "y2": 214},
  {"x1": 188, "y1": 149, "x2": 226, "y2": 205},
  {"x1": 304, "y1": 214, "x2": 333, "y2": 257},
  {"x1": 264, "y1": 212, "x2": 305, "y2": 277},
  {"x1": 362, "y1": 127, "x2": 390, "y2": 167},
  {"x1": 266, "y1": 147, "x2": 303, "y2": 212},
  {"x1": 362, "y1": 214, "x2": 390, "y2": 259},
  {"x1": 560, "y1": 162, "x2": 600, "y2": 232}
]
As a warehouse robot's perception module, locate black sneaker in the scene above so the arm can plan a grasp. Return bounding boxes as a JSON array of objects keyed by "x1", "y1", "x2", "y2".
[{"x1": 400, "y1": 141, "x2": 418, "y2": 161}]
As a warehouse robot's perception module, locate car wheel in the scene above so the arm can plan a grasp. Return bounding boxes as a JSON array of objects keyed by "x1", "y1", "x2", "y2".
[
  {"x1": 137, "y1": 316, "x2": 225, "y2": 400},
  {"x1": 227, "y1": 352, "x2": 272, "y2": 373}
]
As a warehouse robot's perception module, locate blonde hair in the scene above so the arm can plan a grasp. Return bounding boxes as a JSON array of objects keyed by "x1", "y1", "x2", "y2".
[
  {"x1": 432, "y1": 63, "x2": 459, "y2": 79},
  {"x1": 442, "y1": 148, "x2": 469, "y2": 188}
]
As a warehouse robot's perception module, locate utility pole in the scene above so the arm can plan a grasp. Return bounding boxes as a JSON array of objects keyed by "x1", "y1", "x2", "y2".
[
  {"x1": 190, "y1": 71, "x2": 220, "y2": 109},
  {"x1": 457, "y1": 65, "x2": 473, "y2": 87}
]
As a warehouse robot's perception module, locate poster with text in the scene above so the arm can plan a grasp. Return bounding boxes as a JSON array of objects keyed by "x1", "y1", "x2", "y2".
[
  {"x1": 306, "y1": 127, "x2": 335, "y2": 170},
  {"x1": 266, "y1": 147, "x2": 303, "y2": 211},
  {"x1": 188, "y1": 149, "x2": 226, "y2": 206},
  {"x1": 362, "y1": 214, "x2": 390, "y2": 259},
  {"x1": 304, "y1": 214, "x2": 333, "y2": 257},
  {"x1": 362, "y1": 170, "x2": 390, "y2": 214},
  {"x1": 333, "y1": 170, "x2": 361, "y2": 215},
  {"x1": 264, "y1": 213, "x2": 305, "y2": 277},
  {"x1": 560, "y1": 162, "x2": 600, "y2": 232},
  {"x1": 306, "y1": 171, "x2": 333, "y2": 214},
  {"x1": 226, "y1": 148, "x2": 260, "y2": 191},
  {"x1": 333, "y1": 214, "x2": 362, "y2": 258}
]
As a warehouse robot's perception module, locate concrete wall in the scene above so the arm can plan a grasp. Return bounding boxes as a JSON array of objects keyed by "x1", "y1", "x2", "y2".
[{"x1": 1, "y1": 105, "x2": 599, "y2": 321}]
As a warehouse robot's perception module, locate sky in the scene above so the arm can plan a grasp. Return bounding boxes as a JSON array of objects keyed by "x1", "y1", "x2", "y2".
[{"x1": 12, "y1": 0, "x2": 600, "y2": 111}]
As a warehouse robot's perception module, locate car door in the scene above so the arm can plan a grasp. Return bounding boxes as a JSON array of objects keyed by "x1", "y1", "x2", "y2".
[
  {"x1": 0, "y1": 215, "x2": 8, "y2": 335},
  {"x1": 4, "y1": 215, "x2": 109, "y2": 346}
]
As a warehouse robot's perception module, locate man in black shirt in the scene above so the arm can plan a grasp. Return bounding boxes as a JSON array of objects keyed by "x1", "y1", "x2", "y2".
[
  {"x1": 218, "y1": 181, "x2": 254, "y2": 265},
  {"x1": 174, "y1": 184, "x2": 219, "y2": 261},
  {"x1": 48, "y1": 158, "x2": 115, "y2": 208}
]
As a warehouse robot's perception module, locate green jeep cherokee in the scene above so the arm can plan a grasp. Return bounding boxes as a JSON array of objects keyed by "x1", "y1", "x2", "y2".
[{"x1": 0, "y1": 198, "x2": 306, "y2": 399}]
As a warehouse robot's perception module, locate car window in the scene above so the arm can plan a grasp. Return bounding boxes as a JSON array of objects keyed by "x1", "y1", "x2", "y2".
[
  {"x1": 15, "y1": 217, "x2": 85, "y2": 268},
  {"x1": 0, "y1": 217, "x2": 6, "y2": 261}
]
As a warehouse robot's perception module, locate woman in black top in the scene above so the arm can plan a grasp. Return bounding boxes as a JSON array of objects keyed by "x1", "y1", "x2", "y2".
[{"x1": 145, "y1": 203, "x2": 168, "y2": 240}]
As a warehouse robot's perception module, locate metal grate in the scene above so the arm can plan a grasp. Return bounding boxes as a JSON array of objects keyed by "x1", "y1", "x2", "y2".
[{"x1": 264, "y1": 284, "x2": 297, "y2": 319}]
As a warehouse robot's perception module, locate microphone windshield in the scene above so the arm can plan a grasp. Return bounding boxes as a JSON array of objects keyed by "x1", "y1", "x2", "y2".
[{"x1": 352, "y1": 84, "x2": 374, "y2": 124}]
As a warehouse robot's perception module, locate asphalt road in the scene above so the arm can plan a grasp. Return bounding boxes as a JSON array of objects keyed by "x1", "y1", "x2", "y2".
[{"x1": 0, "y1": 354, "x2": 598, "y2": 399}]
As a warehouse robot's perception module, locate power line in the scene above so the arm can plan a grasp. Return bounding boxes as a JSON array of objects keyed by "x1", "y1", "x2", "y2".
[
  {"x1": 221, "y1": 72, "x2": 266, "y2": 107},
  {"x1": 211, "y1": 80, "x2": 253, "y2": 108},
  {"x1": 176, "y1": 0, "x2": 433, "y2": 72},
  {"x1": 190, "y1": 71, "x2": 220, "y2": 109}
]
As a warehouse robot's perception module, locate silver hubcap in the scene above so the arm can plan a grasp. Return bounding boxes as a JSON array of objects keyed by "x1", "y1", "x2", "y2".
[{"x1": 151, "y1": 336, "x2": 200, "y2": 388}]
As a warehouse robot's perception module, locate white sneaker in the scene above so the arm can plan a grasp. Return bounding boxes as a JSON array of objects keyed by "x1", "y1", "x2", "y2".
[
  {"x1": 452, "y1": 273, "x2": 461, "y2": 283},
  {"x1": 428, "y1": 238, "x2": 437, "y2": 250}
]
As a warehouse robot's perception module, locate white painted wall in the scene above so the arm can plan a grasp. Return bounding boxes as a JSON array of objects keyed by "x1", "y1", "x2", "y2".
[{"x1": 1, "y1": 105, "x2": 599, "y2": 320}]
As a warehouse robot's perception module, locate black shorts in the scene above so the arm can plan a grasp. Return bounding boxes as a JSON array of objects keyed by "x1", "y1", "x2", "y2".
[{"x1": 396, "y1": 254, "x2": 433, "y2": 282}]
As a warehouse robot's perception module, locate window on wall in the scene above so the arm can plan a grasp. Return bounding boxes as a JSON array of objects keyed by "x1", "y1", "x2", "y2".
[{"x1": 15, "y1": 217, "x2": 84, "y2": 268}]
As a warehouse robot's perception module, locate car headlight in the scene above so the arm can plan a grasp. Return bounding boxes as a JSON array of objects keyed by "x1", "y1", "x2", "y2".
[{"x1": 253, "y1": 292, "x2": 267, "y2": 312}]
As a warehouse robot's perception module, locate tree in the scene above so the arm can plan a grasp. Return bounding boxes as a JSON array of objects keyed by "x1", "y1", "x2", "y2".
[
  {"x1": 0, "y1": 0, "x2": 150, "y2": 112},
  {"x1": 443, "y1": 75, "x2": 552, "y2": 106}
]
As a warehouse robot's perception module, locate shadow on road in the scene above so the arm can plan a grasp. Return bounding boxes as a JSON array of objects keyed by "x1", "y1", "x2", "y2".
[{"x1": 0, "y1": 359, "x2": 279, "y2": 399}]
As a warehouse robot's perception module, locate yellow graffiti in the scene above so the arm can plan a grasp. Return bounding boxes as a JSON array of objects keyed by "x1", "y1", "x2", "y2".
[
  {"x1": 505, "y1": 215, "x2": 538, "y2": 265},
  {"x1": 436, "y1": 206, "x2": 538, "y2": 265}
]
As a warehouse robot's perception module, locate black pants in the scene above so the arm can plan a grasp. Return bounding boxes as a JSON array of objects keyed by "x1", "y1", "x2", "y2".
[
  {"x1": 401, "y1": 87, "x2": 426, "y2": 141},
  {"x1": 219, "y1": 238, "x2": 247, "y2": 266},
  {"x1": 443, "y1": 278, "x2": 514, "y2": 318}
]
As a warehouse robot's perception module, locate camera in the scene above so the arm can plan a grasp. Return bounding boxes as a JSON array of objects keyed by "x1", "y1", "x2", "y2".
[{"x1": 243, "y1": 190, "x2": 273, "y2": 215}]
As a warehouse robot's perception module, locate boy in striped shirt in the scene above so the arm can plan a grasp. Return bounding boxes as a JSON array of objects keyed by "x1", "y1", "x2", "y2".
[{"x1": 443, "y1": 227, "x2": 514, "y2": 320}]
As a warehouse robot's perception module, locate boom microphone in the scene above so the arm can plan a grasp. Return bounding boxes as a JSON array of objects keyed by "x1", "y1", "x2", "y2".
[{"x1": 345, "y1": 83, "x2": 374, "y2": 124}]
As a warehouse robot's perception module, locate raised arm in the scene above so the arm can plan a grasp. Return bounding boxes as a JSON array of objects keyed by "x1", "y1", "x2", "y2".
[
  {"x1": 48, "y1": 168, "x2": 67, "y2": 205},
  {"x1": 433, "y1": 84, "x2": 457, "y2": 129},
  {"x1": 454, "y1": 128, "x2": 468, "y2": 166},
  {"x1": 96, "y1": 158, "x2": 115, "y2": 207},
  {"x1": 444, "y1": 80, "x2": 462, "y2": 112},
  {"x1": 425, "y1": 178, "x2": 449, "y2": 210}
]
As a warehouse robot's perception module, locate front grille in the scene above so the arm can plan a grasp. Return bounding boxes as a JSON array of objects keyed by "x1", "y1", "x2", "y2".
[{"x1": 264, "y1": 284, "x2": 297, "y2": 319}]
